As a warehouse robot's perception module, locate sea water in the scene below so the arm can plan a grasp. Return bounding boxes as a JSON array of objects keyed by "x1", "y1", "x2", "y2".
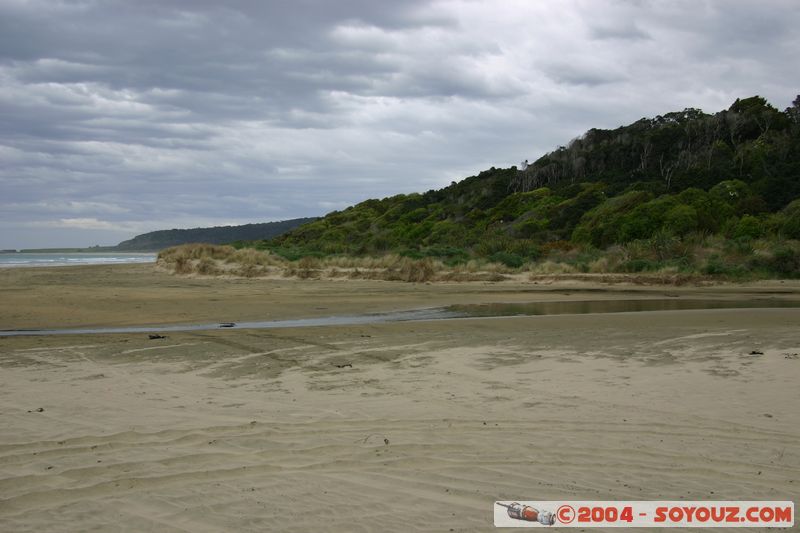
[{"x1": 0, "y1": 252, "x2": 157, "y2": 268}]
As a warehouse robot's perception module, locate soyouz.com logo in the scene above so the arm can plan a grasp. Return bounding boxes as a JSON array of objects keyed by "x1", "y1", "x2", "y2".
[{"x1": 493, "y1": 501, "x2": 794, "y2": 528}]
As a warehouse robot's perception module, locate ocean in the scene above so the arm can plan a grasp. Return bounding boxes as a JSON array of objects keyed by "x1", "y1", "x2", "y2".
[{"x1": 0, "y1": 252, "x2": 157, "y2": 268}]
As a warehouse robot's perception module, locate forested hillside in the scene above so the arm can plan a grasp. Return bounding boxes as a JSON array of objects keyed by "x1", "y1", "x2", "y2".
[
  {"x1": 252, "y1": 96, "x2": 800, "y2": 276},
  {"x1": 116, "y1": 218, "x2": 317, "y2": 251}
]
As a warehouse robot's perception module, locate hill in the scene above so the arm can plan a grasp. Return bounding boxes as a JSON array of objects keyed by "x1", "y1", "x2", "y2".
[
  {"x1": 116, "y1": 218, "x2": 317, "y2": 251},
  {"x1": 256, "y1": 96, "x2": 800, "y2": 274}
]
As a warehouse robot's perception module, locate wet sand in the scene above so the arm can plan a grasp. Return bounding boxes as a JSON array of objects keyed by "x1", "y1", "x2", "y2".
[{"x1": 1, "y1": 265, "x2": 799, "y2": 531}]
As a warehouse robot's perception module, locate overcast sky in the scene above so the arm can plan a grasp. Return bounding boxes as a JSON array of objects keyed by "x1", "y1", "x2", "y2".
[{"x1": 1, "y1": 0, "x2": 799, "y2": 249}]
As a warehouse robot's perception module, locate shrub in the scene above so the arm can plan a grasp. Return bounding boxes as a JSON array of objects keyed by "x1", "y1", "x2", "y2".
[
  {"x1": 227, "y1": 247, "x2": 282, "y2": 266},
  {"x1": 726, "y1": 237, "x2": 755, "y2": 256},
  {"x1": 422, "y1": 246, "x2": 470, "y2": 263},
  {"x1": 733, "y1": 215, "x2": 764, "y2": 240},
  {"x1": 709, "y1": 179, "x2": 750, "y2": 205},
  {"x1": 664, "y1": 204, "x2": 697, "y2": 236},
  {"x1": 779, "y1": 200, "x2": 800, "y2": 239},
  {"x1": 702, "y1": 255, "x2": 747, "y2": 277},
  {"x1": 540, "y1": 240, "x2": 573, "y2": 255},
  {"x1": 474, "y1": 234, "x2": 513, "y2": 256},
  {"x1": 754, "y1": 245, "x2": 800, "y2": 277},
  {"x1": 489, "y1": 251, "x2": 524, "y2": 268},
  {"x1": 620, "y1": 258, "x2": 660, "y2": 272}
]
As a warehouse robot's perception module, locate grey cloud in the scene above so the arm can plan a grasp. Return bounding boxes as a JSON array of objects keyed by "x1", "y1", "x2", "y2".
[
  {"x1": 0, "y1": 0, "x2": 798, "y2": 248},
  {"x1": 542, "y1": 62, "x2": 627, "y2": 87},
  {"x1": 645, "y1": 0, "x2": 800, "y2": 58},
  {"x1": 590, "y1": 23, "x2": 650, "y2": 41}
]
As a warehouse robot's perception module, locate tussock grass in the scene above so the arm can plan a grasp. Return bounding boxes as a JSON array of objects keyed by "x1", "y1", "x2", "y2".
[
  {"x1": 159, "y1": 237, "x2": 800, "y2": 283},
  {"x1": 158, "y1": 243, "x2": 283, "y2": 277},
  {"x1": 226, "y1": 247, "x2": 284, "y2": 267},
  {"x1": 158, "y1": 245, "x2": 448, "y2": 282},
  {"x1": 196, "y1": 257, "x2": 220, "y2": 275},
  {"x1": 527, "y1": 261, "x2": 578, "y2": 276},
  {"x1": 158, "y1": 243, "x2": 236, "y2": 262}
]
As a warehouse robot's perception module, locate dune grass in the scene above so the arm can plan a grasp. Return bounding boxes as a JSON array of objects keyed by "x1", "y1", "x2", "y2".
[
  {"x1": 158, "y1": 235, "x2": 800, "y2": 283},
  {"x1": 157, "y1": 244, "x2": 510, "y2": 282}
]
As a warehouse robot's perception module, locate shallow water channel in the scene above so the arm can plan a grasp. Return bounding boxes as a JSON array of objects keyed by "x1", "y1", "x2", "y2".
[{"x1": 2, "y1": 298, "x2": 799, "y2": 337}]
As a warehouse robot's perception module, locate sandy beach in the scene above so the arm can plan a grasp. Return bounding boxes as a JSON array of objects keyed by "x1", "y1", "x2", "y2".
[{"x1": 1, "y1": 265, "x2": 799, "y2": 531}]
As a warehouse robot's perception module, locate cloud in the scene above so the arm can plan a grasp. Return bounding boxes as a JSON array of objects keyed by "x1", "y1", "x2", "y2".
[
  {"x1": 57, "y1": 218, "x2": 123, "y2": 231},
  {"x1": 0, "y1": 0, "x2": 798, "y2": 248}
]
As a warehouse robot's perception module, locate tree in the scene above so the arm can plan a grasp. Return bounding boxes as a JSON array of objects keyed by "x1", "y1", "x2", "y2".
[{"x1": 787, "y1": 95, "x2": 800, "y2": 125}]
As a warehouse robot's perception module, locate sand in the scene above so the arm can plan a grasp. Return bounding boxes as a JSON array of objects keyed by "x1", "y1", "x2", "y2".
[{"x1": 1, "y1": 265, "x2": 799, "y2": 531}]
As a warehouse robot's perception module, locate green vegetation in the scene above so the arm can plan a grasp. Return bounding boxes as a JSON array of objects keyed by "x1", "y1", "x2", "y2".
[
  {"x1": 232, "y1": 96, "x2": 800, "y2": 280},
  {"x1": 157, "y1": 244, "x2": 513, "y2": 282}
]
